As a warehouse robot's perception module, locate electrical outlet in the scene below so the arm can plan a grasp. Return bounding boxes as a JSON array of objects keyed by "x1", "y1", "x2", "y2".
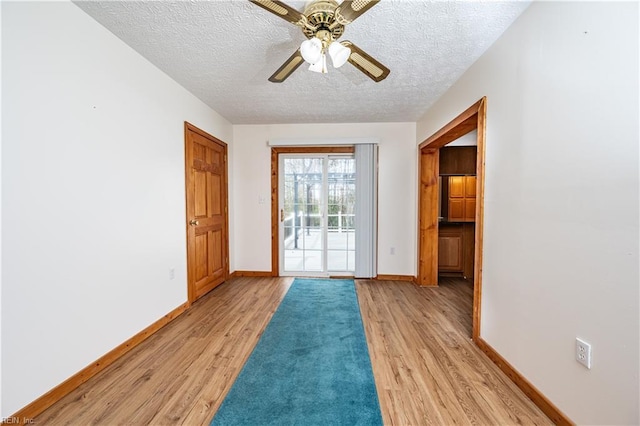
[
  {"x1": 169, "y1": 267, "x2": 175, "y2": 280},
  {"x1": 390, "y1": 247, "x2": 395, "y2": 255},
  {"x1": 576, "y1": 337, "x2": 592, "y2": 369}
]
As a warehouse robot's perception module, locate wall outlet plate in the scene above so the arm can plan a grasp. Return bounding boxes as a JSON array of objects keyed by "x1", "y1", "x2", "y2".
[{"x1": 576, "y1": 337, "x2": 592, "y2": 369}]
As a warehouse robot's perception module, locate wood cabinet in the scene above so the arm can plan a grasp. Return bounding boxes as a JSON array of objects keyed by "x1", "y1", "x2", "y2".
[
  {"x1": 438, "y1": 223, "x2": 475, "y2": 280},
  {"x1": 439, "y1": 146, "x2": 477, "y2": 175},
  {"x1": 448, "y1": 176, "x2": 476, "y2": 222},
  {"x1": 438, "y1": 227, "x2": 463, "y2": 272}
]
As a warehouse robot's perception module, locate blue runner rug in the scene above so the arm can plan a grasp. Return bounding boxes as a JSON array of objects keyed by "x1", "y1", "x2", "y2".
[{"x1": 211, "y1": 278, "x2": 382, "y2": 426}]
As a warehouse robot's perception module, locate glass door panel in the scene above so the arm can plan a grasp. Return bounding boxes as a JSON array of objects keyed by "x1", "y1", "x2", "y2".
[
  {"x1": 282, "y1": 157, "x2": 324, "y2": 272},
  {"x1": 326, "y1": 157, "x2": 356, "y2": 272}
]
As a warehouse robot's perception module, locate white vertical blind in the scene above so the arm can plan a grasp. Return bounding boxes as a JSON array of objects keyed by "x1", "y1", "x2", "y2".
[{"x1": 354, "y1": 144, "x2": 378, "y2": 278}]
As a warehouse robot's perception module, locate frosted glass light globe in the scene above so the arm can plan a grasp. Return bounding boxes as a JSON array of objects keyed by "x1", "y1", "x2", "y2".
[
  {"x1": 328, "y1": 42, "x2": 351, "y2": 68},
  {"x1": 300, "y1": 38, "x2": 322, "y2": 65}
]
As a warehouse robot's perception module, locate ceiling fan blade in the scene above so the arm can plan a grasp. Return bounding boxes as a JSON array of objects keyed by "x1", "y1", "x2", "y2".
[
  {"x1": 341, "y1": 41, "x2": 390, "y2": 82},
  {"x1": 334, "y1": 0, "x2": 379, "y2": 24},
  {"x1": 249, "y1": 0, "x2": 305, "y2": 25},
  {"x1": 268, "y1": 49, "x2": 305, "y2": 83}
]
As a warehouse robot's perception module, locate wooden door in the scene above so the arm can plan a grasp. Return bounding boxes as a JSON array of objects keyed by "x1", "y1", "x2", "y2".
[{"x1": 185, "y1": 123, "x2": 228, "y2": 303}]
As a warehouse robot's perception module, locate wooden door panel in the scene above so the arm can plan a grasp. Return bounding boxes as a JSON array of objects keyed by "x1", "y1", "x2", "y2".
[
  {"x1": 465, "y1": 199, "x2": 476, "y2": 221},
  {"x1": 194, "y1": 143, "x2": 206, "y2": 161},
  {"x1": 464, "y1": 176, "x2": 477, "y2": 197},
  {"x1": 449, "y1": 176, "x2": 464, "y2": 197},
  {"x1": 211, "y1": 229, "x2": 223, "y2": 271},
  {"x1": 449, "y1": 199, "x2": 464, "y2": 221},
  {"x1": 438, "y1": 235, "x2": 462, "y2": 271},
  {"x1": 195, "y1": 234, "x2": 209, "y2": 281},
  {"x1": 195, "y1": 171, "x2": 208, "y2": 217},
  {"x1": 211, "y1": 174, "x2": 222, "y2": 215},
  {"x1": 447, "y1": 176, "x2": 476, "y2": 222},
  {"x1": 186, "y1": 123, "x2": 228, "y2": 303},
  {"x1": 212, "y1": 150, "x2": 222, "y2": 166}
]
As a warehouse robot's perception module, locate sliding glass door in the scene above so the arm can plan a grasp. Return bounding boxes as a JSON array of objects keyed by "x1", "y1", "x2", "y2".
[{"x1": 280, "y1": 155, "x2": 355, "y2": 276}]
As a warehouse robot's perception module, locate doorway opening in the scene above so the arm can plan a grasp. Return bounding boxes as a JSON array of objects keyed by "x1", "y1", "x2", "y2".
[{"x1": 417, "y1": 97, "x2": 486, "y2": 341}]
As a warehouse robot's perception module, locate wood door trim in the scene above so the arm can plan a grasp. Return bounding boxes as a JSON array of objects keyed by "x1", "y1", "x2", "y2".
[
  {"x1": 270, "y1": 146, "x2": 355, "y2": 276},
  {"x1": 418, "y1": 149, "x2": 440, "y2": 286},
  {"x1": 7, "y1": 302, "x2": 189, "y2": 423},
  {"x1": 185, "y1": 122, "x2": 229, "y2": 304},
  {"x1": 473, "y1": 99, "x2": 487, "y2": 341},
  {"x1": 416, "y1": 97, "x2": 486, "y2": 342},
  {"x1": 418, "y1": 99, "x2": 483, "y2": 150}
]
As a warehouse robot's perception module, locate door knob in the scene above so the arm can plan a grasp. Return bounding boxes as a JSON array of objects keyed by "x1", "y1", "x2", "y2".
[{"x1": 189, "y1": 219, "x2": 199, "y2": 226}]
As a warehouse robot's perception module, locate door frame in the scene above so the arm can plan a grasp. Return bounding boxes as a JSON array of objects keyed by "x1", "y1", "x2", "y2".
[
  {"x1": 417, "y1": 97, "x2": 486, "y2": 341},
  {"x1": 270, "y1": 146, "x2": 355, "y2": 276},
  {"x1": 184, "y1": 122, "x2": 229, "y2": 304}
]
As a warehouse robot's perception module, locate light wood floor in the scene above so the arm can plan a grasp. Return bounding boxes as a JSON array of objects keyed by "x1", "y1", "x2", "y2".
[{"x1": 35, "y1": 276, "x2": 551, "y2": 425}]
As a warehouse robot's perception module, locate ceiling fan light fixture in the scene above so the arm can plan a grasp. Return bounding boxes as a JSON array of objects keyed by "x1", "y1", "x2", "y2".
[
  {"x1": 309, "y1": 53, "x2": 327, "y2": 74},
  {"x1": 308, "y1": 53, "x2": 328, "y2": 73},
  {"x1": 328, "y1": 41, "x2": 351, "y2": 68},
  {"x1": 250, "y1": 0, "x2": 389, "y2": 82},
  {"x1": 300, "y1": 37, "x2": 322, "y2": 65}
]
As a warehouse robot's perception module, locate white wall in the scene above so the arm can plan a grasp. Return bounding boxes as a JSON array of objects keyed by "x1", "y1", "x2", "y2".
[
  {"x1": 0, "y1": 1, "x2": 3, "y2": 414},
  {"x1": 1, "y1": 1, "x2": 233, "y2": 416},
  {"x1": 233, "y1": 123, "x2": 416, "y2": 276},
  {"x1": 447, "y1": 130, "x2": 477, "y2": 147},
  {"x1": 417, "y1": 2, "x2": 639, "y2": 424}
]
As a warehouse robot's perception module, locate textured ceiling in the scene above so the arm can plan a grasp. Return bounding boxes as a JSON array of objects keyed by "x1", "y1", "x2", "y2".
[{"x1": 74, "y1": 0, "x2": 530, "y2": 125}]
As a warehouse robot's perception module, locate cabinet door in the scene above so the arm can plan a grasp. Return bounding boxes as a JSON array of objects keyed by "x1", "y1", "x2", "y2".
[
  {"x1": 449, "y1": 176, "x2": 464, "y2": 198},
  {"x1": 464, "y1": 176, "x2": 476, "y2": 197},
  {"x1": 464, "y1": 199, "x2": 476, "y2": 222},
  {"x1": 448, "y1": 176, "x2": 476, "y2": 222},
  {"x1": 448, "y1": 199, "x2": 464, "y2": 221},
  {"x1": 438, "y1": 234, "x2": 463, "y2": 271}
]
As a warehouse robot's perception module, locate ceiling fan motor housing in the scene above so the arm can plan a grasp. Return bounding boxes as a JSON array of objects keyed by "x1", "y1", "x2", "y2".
[{"x1": 302, "y1": 0, "x2": 344, "y2": 40}]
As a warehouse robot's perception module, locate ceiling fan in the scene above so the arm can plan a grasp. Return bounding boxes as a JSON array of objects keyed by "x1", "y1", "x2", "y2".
[{"x1": 249, "y1": 0, "x2": 390, "y2": 83}]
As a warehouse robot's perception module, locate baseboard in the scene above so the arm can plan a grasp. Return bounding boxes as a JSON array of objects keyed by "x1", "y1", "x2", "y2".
[
  {"x1": 231, "y1": 270, "x2": 273, "y2": 278},
  {"x1": 475, "y1": 338, "x2": 573, "y2": 426},
  {"x1": 7, "y1": 302, "x2": 189, "y2": 424},
  {"x1": 231, "y1": 272, "x2": 416, "y2": 282},
  {"x1": 375, "y1": 274, "x2": 416, "y2": 283}
]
